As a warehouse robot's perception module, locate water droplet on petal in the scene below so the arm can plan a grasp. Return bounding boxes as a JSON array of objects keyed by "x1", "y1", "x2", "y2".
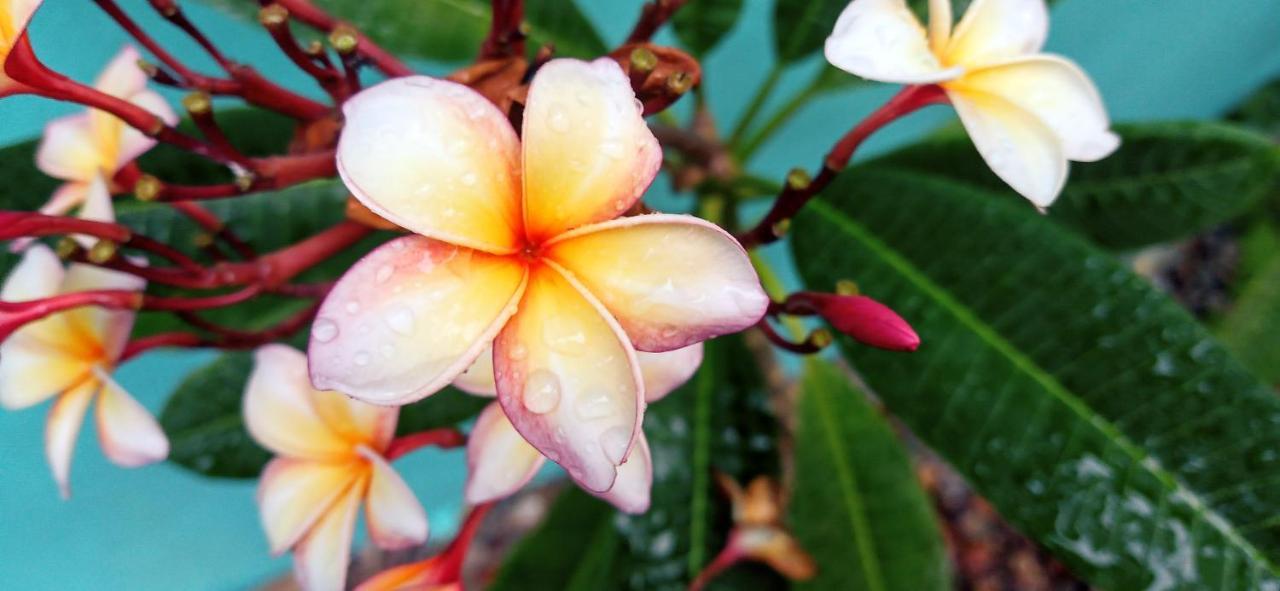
[
  {"x1": 523, "y1": 369, "x2": 562, "y2": 414},
  {"x1": 614, "y1": 199, "x2": 628, "y2": 211},
  {"x1": 575, "y1": 393, "x2": 614, "y2": 420},
  {"x1": 542, "y1": 316, "x2": 589, "y2": 356},
  {"x1": 354, "y1": 351, "x2": 371, "y2": 366},
  {"x1": 508, "y1": 343, "x2": 529, "y2": 361},
  {"x1": 375, "y1": 265, "x2": 394, "y2": 284},
  {"x1": 386, "y1": 306, "x2": 416, "y2": 336},
  {"x1": 600, "y1": 426, "x2": 631, "y2": 464},
  {"x1": 345, "y1": 301, "x2": 361, "y2": 314},
  {"x1": 548, "y1": 105, "x2": 571, "y2": 133},
  {"x1": 313, "y1": 319, "x2": 338, "y2": 343},
  {"x1": 633, "y1": 98, "x2": 645, "y2": 114}
]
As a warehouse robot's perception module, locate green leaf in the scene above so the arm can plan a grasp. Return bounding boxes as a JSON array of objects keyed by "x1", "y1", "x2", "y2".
[
  {"x1": 792, "y1": 168, "x2": 1280, "y2": 589},
  {"x1": 489, "y1": 488, "x2": 624, "y2": 591},
  {"x1": 394, "y1": 387, "x2": 488, "y2": 435},
  {"x1": 198, "y1": 0, "x2": 606, "y2": 63},
  {"x1": 772, "y1": 0, "x2": 844, "y2": 64},
  {"x1": 673, "y1": 0, "x2": 744, "y2": 56},
  {"x1": 872, "y1": 122, "x2": 1280, "y2": 250},
  {"x1": 792, "y1": 359, "x2": 949, "y2": 591},
  {"x1": 1229, "y1": 77, "x2": 1280, "y2": 140},
  {"x1": 160, "y1": 352, "x2": 270, "y2": 478},
  {"x1": 1216, "y1": 252, "x2": 1280, "y2": 384}
]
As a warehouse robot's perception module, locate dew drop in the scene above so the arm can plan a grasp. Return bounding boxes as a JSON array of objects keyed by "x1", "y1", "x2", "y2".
[
  {"x1": 523, "y1": 369, "x2": 562, "y2": 414},
  {"x1": 508, "y1": 343, "x2": 529, "y2": 361},
  {"x1": 354, "y1": 351, "x2": 371, "y2": 366},
  {"x1": 548, "y1": 106, "x2": 571, "y2": 133},
  {"x1": 543, "y1": 316, "x2": 589, "y2": 356},
  {"x1": 386, "y1": 306, "x2": 416, "y2": 336},
  {"x1": 575, "y1": 393, "x2": 614, "y2": 420},
  {"x1": 633, "y1": 98, "x2": 645, "y2": 114},
  {"x1": 375, "y1": 265, "x2": 394, "y2": 284},
  {"x1": 600, "y1": 426, "x2": 631, "y2": 464},
  {"x1": 345, "y1": 301, "x2": 361, "y2": 315},
  {"x1": 313, "y1": 319, "x2": 339, "y2": 343},
  {"x1": 613, "y1": 199, "x2": 628, "y2": 211}
]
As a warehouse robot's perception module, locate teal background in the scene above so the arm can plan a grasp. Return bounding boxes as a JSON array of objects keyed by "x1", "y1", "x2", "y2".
[{"x1": 1, "y1": 1, "x2": 1278, "y2": 589}]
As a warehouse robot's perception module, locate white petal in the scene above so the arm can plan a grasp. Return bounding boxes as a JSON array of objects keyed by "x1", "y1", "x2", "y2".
[
  {"x1": 292, "y1": 476, "x2": 365, "y2": 591},
  {"x1": 244, "y1": 345, "x2": 354, "y2": 460},
  {"x1": 945, "y1": 0, "x2": 1048, "y2": 66},
  {"x1": 256, "y1": 458, "x2": 361, "y2": 554},
  {"x1": 360, "y1": 447, "x2": 429, "y2": 550},
  {"x1": 45, "y1": 379, "x2": 98, "y2": 498},
  {"x1": 95, "y1": 373, "x2": 168, "y2": 467},
  {"x1": 639, "y1": 344, "x2": 703, "y2": 403},
  {"x1": 35, "y1": 113, "x2": 101, "y2": 182},
  {"x1": 949, "y1": 87, "x2": 1067, "y2": 208},
  {"x1": 824, "y1": 0, "x2": 962, "y2": 84},
  {"x1": 452, "y1": 343, "x2": 497, "y2": 397},
  {"x1": 464, "y1": 402, "x2": 545, "y2": 504},
  {"x1": 586, "y1": 434, "x2": 651, "y2": 514}
]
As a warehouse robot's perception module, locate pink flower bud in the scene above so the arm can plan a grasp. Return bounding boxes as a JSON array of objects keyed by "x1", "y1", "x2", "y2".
[{"x1": 809, "y1": 293, "x2": 920, "y2": 352}]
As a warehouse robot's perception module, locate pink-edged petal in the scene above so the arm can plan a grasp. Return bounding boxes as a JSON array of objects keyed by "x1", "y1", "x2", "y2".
[
  {"x1": 947, "y1": 87, "x2": 1067, "y2": 208},
  {"x1": 92, "y1": 45, "x2": 148, "y2": 99},
  {"x1": 639, "y1": 344, "x2": 703, "y2": 403},
  {"x1": 60, "y1": 261, "x2": 145, "y2": 362},
  {"x1": 493, "y1": 264, "x2": 643, "y2": 493},
  {"x1": 359, "y1": 446, "x2": 429, "y2": 550},
  {"x1": 355, "y1": 557, "x2": 447, "y2": 591},
  {"x1": 256, "y1": 457, "x2": 362, "y2": 555},
  {"x1": 308, "y1": 236, "x2": 527, "y2": 406},
  {"x1": 945, "y1": 0, "x2": 1048, "y2": 66},
  {"x1": 2, "y1": 242, "x2": 64, "y2": 301},
  {"x1": 337, "y1": 76, "x2": 523, "y2": 254},
  {"x1": 95, "y1": 372, "x2": 167, "y2": 466},
  {"x1": 453, "y1": 344, "x2": 497, "y2": 397},
  {"x1": 464, "y1": 402, "x2": 545, "y2": 504},
  {"x1": 824, "y1": 0, "x2": 962, "y2": 85},
  {"x1": 955, "y1": 55, "x2": 1119, "y2": 162},
  {"x1": 586, "y1": 433, "x2": 652, "y2": 514},
  {"x1": 245, "y1": 345, "x2": 355, "y2": 460},
  {"x1": 521, "y1": 58, "x2": 662, "y2": 243},
  {"x1": 291, "y1": 474, "x2": 366, "y2": 591},
  {"x1": 38, "y1": 182, "x2": 91, "y2": 217},
  {"x1": 312, "y1": 389, "x2": 399, "y2": 453},
  {"x1": 545, "y1": 214, "x2": 769, "y2": 352},
  {"x1": 35, "y1": 113, "x2": 101, "y2": 182},
  {"x1": 111, "y1": 89, "x2": 176, "y2": 171},
  {"x1": 45, "y1": 378, "x2": 97, "y2": 498}
]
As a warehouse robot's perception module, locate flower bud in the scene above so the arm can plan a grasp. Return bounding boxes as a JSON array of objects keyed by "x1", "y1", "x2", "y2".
[{"x1": 806, "y1": 293, "x2": 920, "y2": 352}]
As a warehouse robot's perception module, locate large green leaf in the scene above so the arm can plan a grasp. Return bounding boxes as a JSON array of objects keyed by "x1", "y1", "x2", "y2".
[
  {"x1": 772, "y1": 0, "x2": 844, "y2": 64},
  {"x1": 872, "y1": 122, "x2": 1280, "y2": 250},
  {"x1": 489, "y1": 488, "x2": 624, "y2": 591},
  {"x1": 792, "y1": 168, "x2": 1280, "y2": 589},
  {"x1": 1216, "y1": 249, "x2": 1280, "y2": 385},
  {"x1": 199, "y1": 0, "x2": 606, "y2": 63},
  {"x1": 673, "y1": 0, "x2": 744, "y2": 56},
  {"x1": 1229, "y1": 77, "x2": 1280, "y2": 140},
  {"x1": 792, "y1": 360, "x2": 949, "y2": 591}
]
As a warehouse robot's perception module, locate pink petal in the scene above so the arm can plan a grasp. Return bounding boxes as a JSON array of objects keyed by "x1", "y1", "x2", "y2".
[
  {"x1": 585, "y1": 432, "x2": 652, "y2": 514},
  {"x1": 44, "y1": 378, "x2": 98, "y2": 499},
  {"x1": 464, "y1": 402, "x2": 545, "y2": 504},
  {"x1": 244, "y1": 345, "x2": 356, "y2": 460},
  {"x1": 256, "y1": 457, "x2": 362, "y2": 555},
  {"x1": 452, "y1": 343, "x2": 497, "y2": 397},
  {"x1": 493, "y1": 264, "x2": 642, "y2": 493},
  {"x1": 38, "y1": 182, "x2": 91, "y2": 217},
  {"x1": 95, "y1": 373, "x2": 168, "y2": 467},
  {"x1": 639, "y1": 344, "x2": 703, "y2": 403},
  {"x1": 545, "y1": 214, "x2": 769, "y2": 352},
  {"x1": 521, "y1": 58, "x2": 662, "y2": 243},
  {"x1": 337, "y1": 76, "x2": 524, "y2": 254},
  {"x1": 291, "y1": 474, "x2": 366, "y2": 591},
  {"x1": 359, "y1": 447, "x2": 429, "y2": 550},
  {"x1": 308, "y1": 236, "x2": 527, "y2": 406}
]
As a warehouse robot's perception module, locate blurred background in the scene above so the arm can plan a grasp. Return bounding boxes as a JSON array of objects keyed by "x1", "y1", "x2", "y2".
[{"x1": 1, "y1": 1, "x2": 1278, "y2": 589}]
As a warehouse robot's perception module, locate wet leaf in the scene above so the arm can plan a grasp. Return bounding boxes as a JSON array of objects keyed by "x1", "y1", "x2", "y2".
[
  {"x1": 772, "y1": 0, "x2": 845, "y2": 64},
  {"x1": 488, "y1": 488, "x2": 624, "y2": 591},
  {"x1": 792, "y1": 359, "x2": 949, "y2": 591},
  {"x1": 1216, "y1": 243, "x2": 1280, "y2": 384},
  {"x1": 792, "y1": 168, "x2": 1280, "y2": 589},
  {"x1": 673, "y1": 0, "x2": 744, "y2": 56}
]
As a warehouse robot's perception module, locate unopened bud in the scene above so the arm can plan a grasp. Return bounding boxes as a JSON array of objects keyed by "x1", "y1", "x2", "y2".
[
  {"x1": 88, "y1": 240, "x2": 118, "y2": 264},
  {"x1": 55, "y1": 237, "x2": 80, "y2": 259},
  {"x1": 834, "y1": 279, "x2": 859, "y2": 296},
  {"x1": 785, "y1": 168, "x2": 811, "y2": 191},
  {"x1": 815, "y1": 293, "x2": 919, "y2": 351},
  {"x1": 134, "y1": 175, "x2": 164, "y2": 202},
  {"x1": 329, "y1": 25, "x2": 359, "y2": 54},
  {"x1": 629, "y1": 47, "x2": 658, "y2": 74},
  {"x1": 182, "y1": 91, "x2": 212, "y2": 115},
  {"x1": 258, "y1": 4, "x2": 289, "y2": 27},
  {"x1": 665, "y1": 71, "x2": 693, "y2": 95}
]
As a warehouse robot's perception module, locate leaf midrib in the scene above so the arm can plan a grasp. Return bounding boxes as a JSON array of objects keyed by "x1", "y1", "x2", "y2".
[
  {"x1": 687, "y1": 352, "x2": 715, "y2": 575},
  {"x1": 809, "y1": 198, "x2": 1280, "y2": 577}
]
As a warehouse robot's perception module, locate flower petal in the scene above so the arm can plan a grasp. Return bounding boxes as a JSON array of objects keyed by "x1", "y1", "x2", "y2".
[
  {"x1": 2, "y1": 242, "x2": 63, "y2": 302},
  {"x1": 256, "y1": 458, "x2": 362, "y2": 555},
  {"x1": 823, "y1": 0, "x2": 962, "y2": 85},
  {"x1": 38, "y1": 182, "x2": 91, "y2": 217},
  {"x1": 245, "y1": 345, "x2": 354, "y2": 460},
  {"x1": 464, "y1": 402, "x2": 545, "y2": 504},
  {"x1": 291, "y1": 473, "x2": 366, "y2": 591},
  {"x1": 308, "y1": 236, "x2": 527, "y2": 406},
  {"x1": 311, "y1": 390, "x2": 398, "y2": 453},
  {"x1": 355, "y1": 557, "x2": 445, "y2": 591},
  {"x1": 0, "y1": 337, "x2": 91, "y2": 410},
  {"x1": 359, "y1": 447, "x2": 429, "y2": 550},
  {"x1": 45, "y1": 378, "x2": 97, "y2": 499},
  {"x1": 453, "y1": 344, "x2": 497, "y2": 397},
  {"x1": 639, "y1": 344, "x2": 703, "y2": 403},
  {"x1": 545, "y1": 214, "x2": 769, "y2": 352},
  {"x1": 586, "y1": 433, "x2": 651, "y2": 514},
  {"x1": 60, "y1": 260, "x2": 144, "y2": 362},
  {"x1": 953, "y1": 55, "x2": 1119, "y2": 162},
  {"x1": 337, "y1": 76, "x2": 523, "y2": 254},
  {"x1": 948, "y1": 88, "x2": 1066, "y2": 208},
  {"x1": 35, "y1": 113, "x2": 101, "y2": 182},
  {"x1": 521, "y1": 58, "x2": 662, "y2": 243},
  {"x1": 493, "y1": 264, "x2": 642, "y2": 493},
  {"x1": 112, "y1": 89, "x2": 176, "y2": 171},
  {"x1": 928, "y1": 0, "x2": 952, "y2": 53},
  {"x1": 92, "y1": 45, "x2": 148, "y2": 99},
  {"x1": 95, "y1": 373, "x2": 167, "y2": 467},
  {"x1": 3, "y1": 0, "x2": 42, "y2": 46},
  {"x1": 945, "y1": 0, "x2": 1048, "y2": 66}
]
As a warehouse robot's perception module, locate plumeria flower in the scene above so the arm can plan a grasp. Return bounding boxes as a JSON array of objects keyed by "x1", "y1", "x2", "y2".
[
  {"x1": 0, "y1": 175, "x2": 165, "y2": 498},
  {"x1": 455, "y1": 343, "x2": 703, "y2": 513},
  {"x1": 0, "y1": 0, "x2": 40, "y2": 97},
  {"x1": 34, "y1": 45, "x2": 176, "y2": 215},
  {"x1": 824, "y1": 0, "x2": 1119, "y2": 207},
  {"x1": 245, "y1": 345, "x2": 429, "y2": 591},
  {"x1": 309, "y1": 58, "x2": 769, "y2": 493}
]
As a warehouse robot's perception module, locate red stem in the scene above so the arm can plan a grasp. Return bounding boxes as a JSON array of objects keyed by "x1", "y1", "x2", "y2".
[
  {"x1": 736, "y1": 84, "x2": 948, "y2": 248},
  {"x1": 384, "y1": 428, "x2": 467, "y2": 461},
  {"x1": 0, "y1": 211, "x2": 203, "y2": 272},
  {"x1": 627, "y1": 0, "x2": 690, "y2": 43},
  {"x1": 436, "y1": 503, "x2": 493, "y2": 583},
  {"x1": 480, "y1": 0, "x2": 526, "y2": 59},
  {"x1": 689, "y1": 532, "x2": 746, "y2": 591},
  {"x1": 272, "y1": 0, "x2": 414, "y2": 77}
]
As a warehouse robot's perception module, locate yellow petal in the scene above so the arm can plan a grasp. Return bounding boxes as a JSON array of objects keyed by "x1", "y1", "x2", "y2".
[
  {"x1": 256, "y1": 457, "x2": 362, "y2": 555},
  {"x1": 586, "y1": 433, "x2": 651, "y2": 514},
  {"x1": 545, "y1": 214, "x2": 768, "y2": 352},
  {"x1": 337, "y1": 76, "x2": 523, "y2": 254},
  {"x1": 944, "y1": 0, "x2": 1048, "y2": 66},
  {"x1": 95, "y1": 373, "x2": 168, "y2": 466},
  {"x1": 89, "y1": 47, "x2": 171, "y2": 172},
  {"x1": 951, "y1": 55, "x2": 1119, "y2": 162},
  {"x1": 60, "y1": 260, "x2": 145, "y2": 362},
  {"x1": 291, "y1": 473, "x2": 367, "y2": 591},
  {"x1": 0, "y1": 337, "x2": 92, "y2": 410},
  {"x1": 947, "y1": 87, "x2": 1066, "y2": 208},
  {"x1": 45, "y1": 378, "x2": 98, "y2": 498},
  {"x1": 244, "y1": 345, "x2": 356, "y2": 460},
  {"x1": 493, "y1": 263, "x2": 642, "y2": 493},
  {"x1": 521, "y1": 58, "x2": 662, "y2": 243},
  {"x1": 928, "y1": 0, "x2": 952, "y2": 53},
  {"x1": 359, "y1": 447, "x2": 429, "y2": 550},
  {"x1": 308, "y1": 236, "x2": 527, "y2": 406},
  {"x1": 1, "y1": 0, "x2": 42, "y2": 51},
  {"x1": 823, "y1": 0, "x2": 962, "y2": 84},
  {"x1": 35, "y1": 113, "x2": 101, "y2": 182},
  {"x1": 452, "y1": 343, "x2": 497, "y2": 397},
  {"x1": 464, "y1": 402, "x2": 545, "y2": 504},
  {"x1": 312, "y1": 389, "x2": 398, "y2": 453},
  {"x1": 639, "y1": 344, "x2": 703, "y2": 403},
  {"x1": 110, "y1": 88, "x2": 176, "y2": 172}
]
